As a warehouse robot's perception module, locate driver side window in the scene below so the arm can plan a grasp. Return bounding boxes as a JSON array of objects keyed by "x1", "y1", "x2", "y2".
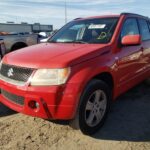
[{"x1": 121, "y1": 18, "x2": 139, "y2": 38}]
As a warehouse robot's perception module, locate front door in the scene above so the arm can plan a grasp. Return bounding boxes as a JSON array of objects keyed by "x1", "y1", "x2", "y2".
[{"x1": 116, "y1": 18, "x2": 143, "y2": 93}]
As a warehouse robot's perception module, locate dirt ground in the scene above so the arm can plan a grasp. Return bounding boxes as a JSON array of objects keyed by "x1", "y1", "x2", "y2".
[{"x1": 0, "y1": 82, "x2": 150, "y2": 150}]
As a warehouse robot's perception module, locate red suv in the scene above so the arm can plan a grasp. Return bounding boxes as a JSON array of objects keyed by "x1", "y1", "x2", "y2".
[{"x1": 0, "y1": 13, "x2": 150, "y2": 135}]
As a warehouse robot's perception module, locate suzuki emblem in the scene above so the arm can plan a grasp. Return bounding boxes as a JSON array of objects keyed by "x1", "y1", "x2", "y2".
[{"x1": 7, "y1": 68, "x2": 14, "y2": 77}]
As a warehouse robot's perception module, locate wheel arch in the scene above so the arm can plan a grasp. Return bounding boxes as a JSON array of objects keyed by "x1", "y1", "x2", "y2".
[
  {"x1": 76, "y1": 70, "x2": 115, "y2": 108},
  {"x1": 92, "y1": 72, "x2": 114, "y2": 90},
  {"x1": 11, "y1": 42, "x2": 28, "y2": 51}
]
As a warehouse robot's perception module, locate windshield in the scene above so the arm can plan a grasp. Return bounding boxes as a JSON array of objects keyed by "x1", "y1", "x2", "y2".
[{"x1": 49, "y1": 17, "x2": 119, "y2": 44}]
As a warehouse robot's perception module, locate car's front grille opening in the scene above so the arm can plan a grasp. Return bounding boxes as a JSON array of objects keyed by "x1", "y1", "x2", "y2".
[
  {"x1": 0, "y1": 63, "x2": 34, "y2": 82},
  {"x1": 1, "y1": 89, "x2": 24, "y2": 106}
]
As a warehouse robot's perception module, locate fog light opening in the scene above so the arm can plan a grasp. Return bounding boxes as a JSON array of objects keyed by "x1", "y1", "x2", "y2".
[{"x1": 28, "y1": 100, "x2": 40, "y2": 109}]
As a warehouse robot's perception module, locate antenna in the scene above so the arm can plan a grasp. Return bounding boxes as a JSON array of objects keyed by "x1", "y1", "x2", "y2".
[{"x1": 65, "y1": 0, "x2": 67, "y2": 24}]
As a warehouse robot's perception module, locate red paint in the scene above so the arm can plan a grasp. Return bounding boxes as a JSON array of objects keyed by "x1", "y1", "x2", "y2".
[
  {"x1": 0, "y1": 13, "x2": 150, "y2": 120},
  {"x1": 121, "y1": 35, "x2": 141, "y2": 46}
]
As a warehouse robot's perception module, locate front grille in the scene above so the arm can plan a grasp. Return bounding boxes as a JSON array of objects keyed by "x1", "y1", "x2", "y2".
[
  {"x1": 1, "y1": 89, "x2": 24, "y2": 106},
  {"x1": 0, "y1": 63, "x2": 34, "y2": 82}
]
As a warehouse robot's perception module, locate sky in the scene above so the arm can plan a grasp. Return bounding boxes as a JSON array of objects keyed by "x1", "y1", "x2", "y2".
[{"x1": 0, "y1": 0, "x2": 149, "y2": 29}]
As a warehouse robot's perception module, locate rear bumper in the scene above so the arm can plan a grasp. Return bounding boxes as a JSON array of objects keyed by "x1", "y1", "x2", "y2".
[{"x1": 0, "y1": 80, "x2": 82, "y2": 120}]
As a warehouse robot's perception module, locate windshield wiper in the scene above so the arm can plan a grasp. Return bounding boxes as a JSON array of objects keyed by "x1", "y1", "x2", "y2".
[
  {"x1": 48, "y1": 40, "x2": 88, "y2": 44},
  {"x1": 62, "y1": 40, "x2": 88, "y2": 44},
  {"x1": 73, "y1": 40, "x2": 88, "y2": 44},
  {"x1": 48, "y1": 40, "x2": 58, "y2": 43}
]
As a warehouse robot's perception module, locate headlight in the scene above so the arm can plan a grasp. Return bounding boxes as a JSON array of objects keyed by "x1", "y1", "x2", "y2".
[{"x1": 30, "y1": 68, "x2": 71, "y2": 86}]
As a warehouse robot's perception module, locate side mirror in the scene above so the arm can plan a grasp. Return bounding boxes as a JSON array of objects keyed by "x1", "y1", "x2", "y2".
[{"x1": 121, "y1": 35, "x2": 141, "y2": 46}]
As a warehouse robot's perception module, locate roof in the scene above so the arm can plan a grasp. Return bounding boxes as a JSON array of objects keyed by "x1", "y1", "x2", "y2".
[
  {"x1": 74, "y1": 15, "x2": 120, "y2": 21},
  {"x1": 121, "y1": 12, "x2": 149, "y2": 19},
  {"x1": 74, "y1": 12, "x2": 149, "y2": 21}
]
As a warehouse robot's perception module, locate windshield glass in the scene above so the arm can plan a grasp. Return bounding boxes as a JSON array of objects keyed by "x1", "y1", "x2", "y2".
[{"x1": 49, "y1": 17, "x2": 119, "y2": 44}]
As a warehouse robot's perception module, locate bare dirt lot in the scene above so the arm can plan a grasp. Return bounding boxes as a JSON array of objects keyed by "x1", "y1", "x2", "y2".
[{"x1": 0, "y1": 82, "x2": 150, "y2": 150}]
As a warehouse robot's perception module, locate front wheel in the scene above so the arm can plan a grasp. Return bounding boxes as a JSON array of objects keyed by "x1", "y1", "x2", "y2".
[
  {"x1": 70, "y1": 79, "x2": 111, "y2": 135},
  {"x1": 145, "y1": 78, "x2": 150, "y2": 85}
]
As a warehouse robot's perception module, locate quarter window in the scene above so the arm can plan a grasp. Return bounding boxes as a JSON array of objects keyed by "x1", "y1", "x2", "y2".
[
  {"x1": 138, "y1": 19, "x2": 150, "y2": 41},
  {"x1": 121, "y1": 18, "x2": 139, "y2": 38}
]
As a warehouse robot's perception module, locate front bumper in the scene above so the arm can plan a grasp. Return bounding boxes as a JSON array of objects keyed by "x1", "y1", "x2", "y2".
[{"x1": 0, "y1": 80, "x2": 81, "y2": 120}]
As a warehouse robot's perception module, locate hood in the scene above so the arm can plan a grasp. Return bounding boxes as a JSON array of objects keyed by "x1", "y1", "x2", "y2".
[{"x1": 3, "y1": 43, "x2": 110, "y2": 68}]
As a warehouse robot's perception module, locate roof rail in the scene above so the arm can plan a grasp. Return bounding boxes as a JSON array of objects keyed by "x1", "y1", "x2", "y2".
[{"x1": 120, "y1": 12, "x2": 149, "y2": 19}]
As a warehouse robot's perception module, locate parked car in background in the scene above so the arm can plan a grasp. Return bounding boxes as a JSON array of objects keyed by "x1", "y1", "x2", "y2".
[
  {"x1": 0, "y1": 13, "x2": 150, "y2": 135},
  {"x1": 40, "y1": 37, "x2": 49, "y2": 43},
  {"x1": 38, "y1": 32, "x2": 48, "y2": 43},
  {"x1": 0, "y1": 32, "x2": 38, "y2": 53},
  {"x1": 40, "y1": 30, "x2": 58, "y2": 43}
]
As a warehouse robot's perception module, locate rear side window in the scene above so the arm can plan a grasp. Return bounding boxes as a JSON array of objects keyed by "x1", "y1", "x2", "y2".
[
  {"x1": 148, "y1": 21, "x2": 150, "y2": 30},
  {"x1": 121, "y1": 18, "x2": 139, "y2": 38},
  {"x1": 138, "y1": 19, "x2": 150, "y2": 41}
]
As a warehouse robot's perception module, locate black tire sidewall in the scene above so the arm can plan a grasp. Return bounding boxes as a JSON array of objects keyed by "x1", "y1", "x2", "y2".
[
  {"x1": 78, "y1": 80, "x2": 111, "y2": 135},
  {"x1": 145, "y1": 78, "x2": 150, "y2": 85}
]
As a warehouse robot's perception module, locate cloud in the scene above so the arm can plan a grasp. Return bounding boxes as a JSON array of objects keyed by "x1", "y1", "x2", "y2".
[
  {"x1": 0, "y1": 0, "x2": 149, "y2": 29},
  {"x1": 17, "y1": 0, "x2": 135, "y2": 5}
]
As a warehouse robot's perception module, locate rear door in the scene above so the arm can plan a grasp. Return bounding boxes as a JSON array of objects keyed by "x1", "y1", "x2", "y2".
[{"x1": 139, "y1": 20, "x2": 150, "y2": 71}]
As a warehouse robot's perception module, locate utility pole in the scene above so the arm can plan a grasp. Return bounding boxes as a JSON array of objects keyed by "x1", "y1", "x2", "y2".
[{"x1": 65, "y1": 0, "x2": 67, "y2": 24}]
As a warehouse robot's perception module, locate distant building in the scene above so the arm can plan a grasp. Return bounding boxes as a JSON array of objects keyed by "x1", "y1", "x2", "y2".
[{"x1": 0, "y1": 22, "x2": 53, "y2": 33}]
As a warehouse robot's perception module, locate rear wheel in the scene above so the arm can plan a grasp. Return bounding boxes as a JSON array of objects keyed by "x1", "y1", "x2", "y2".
[{"x1": 70, "y1": 79, "x2": 111, "y2": 135}]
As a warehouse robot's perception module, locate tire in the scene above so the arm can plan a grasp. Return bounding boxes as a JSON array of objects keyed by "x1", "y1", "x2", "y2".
[
  {"x1": 145, "y1": 78, "x2": 150, "y2": 85},
  {"x1": 69, "y1": 79, "x2": 112, "y2": 135},
  {"x1": 11, "y1": 43, "x2": 27, "y2": 51}
]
